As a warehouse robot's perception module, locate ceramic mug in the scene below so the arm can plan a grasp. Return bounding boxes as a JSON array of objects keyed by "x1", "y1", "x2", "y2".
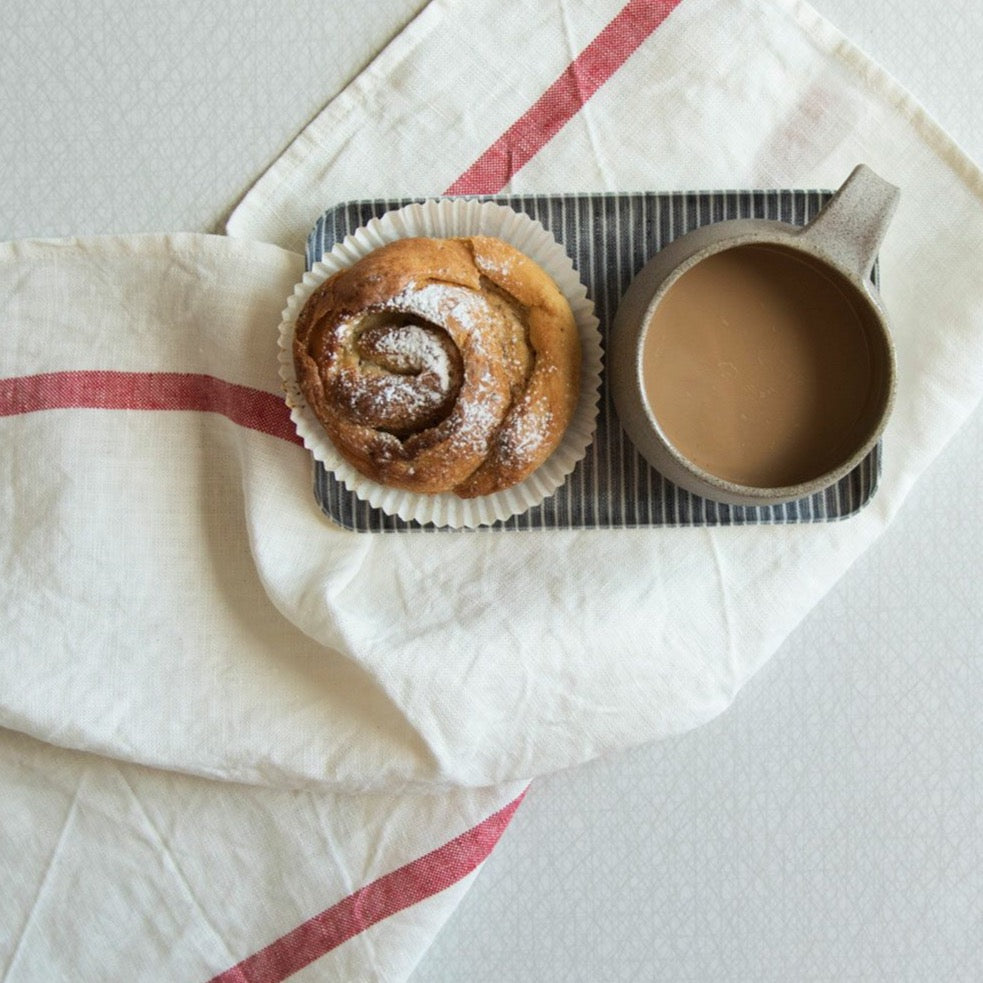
[{"x1": 608, "y1": 164, "x2": 900, "y2": 507}]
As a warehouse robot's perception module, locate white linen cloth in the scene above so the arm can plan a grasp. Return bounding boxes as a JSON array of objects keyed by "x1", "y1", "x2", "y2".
[
  {"x1": 1, "y1": 727, "x2": 525, "y2": 981},
  {"x1": 3, "y1": 0, "x2": 983, "y2": 978},
  {"x1": 221, "y1": 0, "x2": 979, "y2": 792}
]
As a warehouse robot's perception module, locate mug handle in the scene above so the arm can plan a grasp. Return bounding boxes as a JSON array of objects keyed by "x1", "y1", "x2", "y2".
[{"x1": 798, "y1": 164, "x2": 900, "y2": 280}]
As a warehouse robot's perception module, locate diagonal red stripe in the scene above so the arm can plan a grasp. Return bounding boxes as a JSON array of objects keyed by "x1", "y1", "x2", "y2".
[
  {"x1": 444, "y1": 0, "x2": 681, "y2": 195},
  {"x1": 208, "y1": 791, "x2": 527, "y2": 983},
  {"x1": 0, "y1": 370, "x2": 302, "y2": 445}
]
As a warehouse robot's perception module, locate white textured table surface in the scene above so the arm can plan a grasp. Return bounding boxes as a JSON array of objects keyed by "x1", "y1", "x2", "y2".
[{"x1": 3, "y1": 2, "x2": 981, "y2": 980}]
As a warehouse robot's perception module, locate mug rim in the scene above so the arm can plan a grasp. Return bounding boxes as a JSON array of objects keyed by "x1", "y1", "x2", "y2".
[{"x1": 631, "y1": 232, "x2": 898, "y2": 504}]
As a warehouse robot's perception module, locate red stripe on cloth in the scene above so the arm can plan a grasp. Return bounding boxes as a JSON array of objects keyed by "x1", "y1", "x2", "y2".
[
  {"x1": 209, "y1": 791, "x2": 527, "y2": 983},
  {"x1": 444, "y1": 0, "x2": 681, "y2": 195},
  {"x1": 0, "y1": 370, "x2": 301, "y2": 444}
]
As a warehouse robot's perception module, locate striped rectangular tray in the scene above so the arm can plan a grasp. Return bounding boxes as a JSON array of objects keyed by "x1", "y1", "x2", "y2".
[{"x1": 305, "y1": 191, "x2": 880, "y2": 532}]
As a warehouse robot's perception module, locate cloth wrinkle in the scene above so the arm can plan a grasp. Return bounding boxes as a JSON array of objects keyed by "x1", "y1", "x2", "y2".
[
  {"x1": 704, "y1": 530, "x2": 743, "y2": 699},
  {"x1": 291, "y1": 569, "x2": 450, "y2": 785},
  {"x1": 113, "y1": 768, "x2": 240, "y2": 966},
  {"x1": 2, "y1": 771, "x2": 84, "y2": 980},
  {"x1": 306, "y1": 793, "x2": 364, "y2": 901}
]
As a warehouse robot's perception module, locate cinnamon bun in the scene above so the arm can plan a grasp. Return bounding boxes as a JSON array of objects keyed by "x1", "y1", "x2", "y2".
[{"x1": 292, "y1": 235, "x2": 582, "y2": 498}]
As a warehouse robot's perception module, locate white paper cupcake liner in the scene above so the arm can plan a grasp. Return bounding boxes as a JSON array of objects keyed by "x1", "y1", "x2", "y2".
[{"x1": 278, "y1": 198, "x2": 603, "y2": 529}]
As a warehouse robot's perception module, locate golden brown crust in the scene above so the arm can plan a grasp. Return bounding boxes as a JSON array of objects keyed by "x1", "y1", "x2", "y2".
[{"x1": 293, "y1": 235, "x2": 581, "y2": 498}]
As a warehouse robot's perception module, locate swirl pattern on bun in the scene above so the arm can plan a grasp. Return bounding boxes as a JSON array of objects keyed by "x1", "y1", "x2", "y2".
[{"x1": 293, "y1": 236, "x2": 582, "y2": 498}]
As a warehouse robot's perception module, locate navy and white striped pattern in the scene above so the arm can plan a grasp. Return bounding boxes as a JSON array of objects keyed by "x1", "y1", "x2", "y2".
[{"x1": 305, "y1": 191, "x2": 881, "y2": 533}]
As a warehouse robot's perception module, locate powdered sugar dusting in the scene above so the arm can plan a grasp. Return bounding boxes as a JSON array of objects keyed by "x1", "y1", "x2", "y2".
[
  {"x1": 475, "y1": 251, "x2": 517, "y2": 280},
  {"x1": 498, "y1": 392, "x2": 553, "y2": 461},
  {"x1": 370, "y1": 322, "x2": 452, "y2": 391},
  {"x1": 453, "y1": 383, "x2": 505, "y2": 455},
  {"x1": 386, "y1": 282, "x2": 485, "y2": 339}
]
